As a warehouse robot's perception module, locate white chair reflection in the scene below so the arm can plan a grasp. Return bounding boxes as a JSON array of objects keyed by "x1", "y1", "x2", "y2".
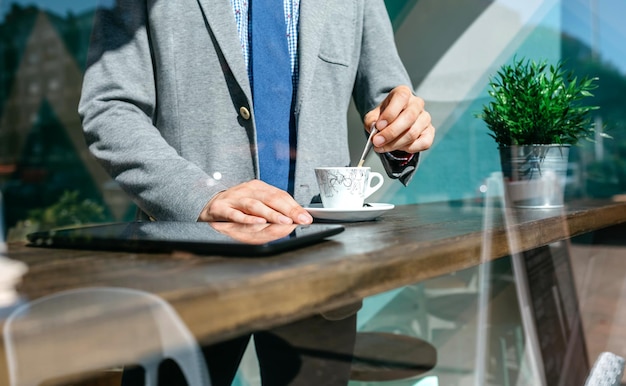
[
  {"x1": 585, "y1": 352, "x2": 625, "y2": 386},
  {"x1": 3, "y1": 287, "x2": 211, "y2": 386}
]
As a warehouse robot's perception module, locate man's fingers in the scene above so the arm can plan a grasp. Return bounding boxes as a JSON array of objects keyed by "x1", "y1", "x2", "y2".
[
  {"x1": 200, "y1": 180, "x2": 313, "y2": 224},
  {"x1": 364, "y1": 107, "x2": 381, "y2": 132},
  {"x1": 206, "y1": 198, "x2": 268, "y2": 223},
  {"x1": 400, "y1": 124, "x2": 435, "y2": 153},
  {"x1": 374, "y1": 107, "x2": 430, "y2": 150},
  {"x1": 375, "y1": 121, "x2": 435, "y2": 154},
  {"x1": 241, "y1": 197, "x2": 297, "y2": 224},
  {"x1": 376, "y1": 86, "x2": 420, "y2": 128},
  {"x1": 253, "y1": 187, "x2": 313, "y2": 224}
]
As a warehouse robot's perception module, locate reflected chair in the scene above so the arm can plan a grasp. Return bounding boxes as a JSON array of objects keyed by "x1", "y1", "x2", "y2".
[
  {"x1": 3, "y1": 287, "x2": 210, "y2": 386},
  {"x1": 584, "y1": 352, "x2": 625, "y2": 386}
]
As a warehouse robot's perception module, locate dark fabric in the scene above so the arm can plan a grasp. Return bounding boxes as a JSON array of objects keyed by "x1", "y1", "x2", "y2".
[
  {"x1": 120, "y1": 364, "x2": 144, "y2": 386},
  {"x1": 120, "y1": 359, "x2": 194, "y2": 386},
  {"x1": 251, "y1": 0, "x2": 295, "y2": 194},
  {"x1": 254, "y1": 314, "x2": 357, "y2": 386},
  {"x1": 120, "y1": 314, "x2": 357, "y2": 386},
  {"x1": 202, "y1": 334, "x2": 253, "y2": 386},
  {"x1": 379, "y1": 151, "x2": 420, "y2": 186}
]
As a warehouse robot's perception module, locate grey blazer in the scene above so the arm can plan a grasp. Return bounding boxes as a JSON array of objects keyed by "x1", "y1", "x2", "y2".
[{"x1": 79, "y1": 0, "x2": 414, "y2": 221}]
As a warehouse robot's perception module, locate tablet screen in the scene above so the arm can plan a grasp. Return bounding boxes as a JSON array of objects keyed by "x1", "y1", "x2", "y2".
[{"x1": 26, "y1": 222, "x2": 344, "y2": 256}]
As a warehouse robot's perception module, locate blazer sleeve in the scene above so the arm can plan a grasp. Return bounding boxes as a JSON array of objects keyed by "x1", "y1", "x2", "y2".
[
  {"x1": 78, "y1": 2, "x2": 219, "y2": 221},
  {"x1": 352, "y1": 0, "x2": 420, "y2": 186}
]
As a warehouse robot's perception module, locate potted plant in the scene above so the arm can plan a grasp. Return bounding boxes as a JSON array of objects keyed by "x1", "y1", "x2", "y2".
[{"x1": 478, "y1": 57, "x2": 601, "y2": 208}]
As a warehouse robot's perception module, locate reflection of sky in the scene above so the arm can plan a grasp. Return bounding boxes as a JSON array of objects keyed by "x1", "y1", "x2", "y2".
[
  {"x1": 499, "y1": 0, "x2": 552, "y2": 25},
  {"x1": 1, "y1": 0, "x2": 624, "y2": 74},
  {"x1": 596, "y1": 0, "x2": 626, "y2": 74},
  {"x1": 0, "y1": 0, "x2": 100, "y2": 20},
  {"x1": 563, "y1": 0, "x2": 626, "y2": 75}
]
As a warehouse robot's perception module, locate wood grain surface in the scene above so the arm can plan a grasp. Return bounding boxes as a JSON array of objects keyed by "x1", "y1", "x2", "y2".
[{"x1": 5, "y1": 200, "x2": 626, "y2": 345}]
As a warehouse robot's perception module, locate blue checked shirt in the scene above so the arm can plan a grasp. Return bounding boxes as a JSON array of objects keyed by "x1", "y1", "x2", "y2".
[{"x1": 230, "y1": 0, "x2": 300, "y2": 90}]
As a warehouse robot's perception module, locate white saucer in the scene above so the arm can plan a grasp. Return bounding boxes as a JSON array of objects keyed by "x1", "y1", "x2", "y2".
[{"x1": 305, "y1": 203, "x2": 395, "y2": 222}]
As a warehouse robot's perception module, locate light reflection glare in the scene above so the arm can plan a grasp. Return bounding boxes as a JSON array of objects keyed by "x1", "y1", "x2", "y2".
[{"x1": 205, "y1": 172, "x2": 223, "y2": 188}]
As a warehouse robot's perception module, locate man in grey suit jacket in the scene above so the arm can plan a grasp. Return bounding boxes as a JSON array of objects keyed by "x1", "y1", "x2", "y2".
[
  {"x1": 79, "y1": 0, "x2": 434, "y2": 385},
  {"x1": 79, "y1": 0, "x2": 434, "y2": 226}
]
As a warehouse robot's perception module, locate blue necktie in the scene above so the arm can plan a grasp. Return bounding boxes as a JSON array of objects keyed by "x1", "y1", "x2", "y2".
[{"x1": 251, "y1": 0, "x2": 295, "y2": 194}]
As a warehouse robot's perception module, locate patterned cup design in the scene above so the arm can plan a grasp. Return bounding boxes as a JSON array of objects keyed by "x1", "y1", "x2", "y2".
[{"x1": 314, "y1": 167, "x2": 384, "y2": 209}]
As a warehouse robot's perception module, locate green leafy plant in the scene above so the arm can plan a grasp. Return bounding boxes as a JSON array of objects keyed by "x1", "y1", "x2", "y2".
[
  {"x1": 27, "y1": 190, "x2": 106, "y2": 230},
  {"x1": 478, "y1": 57, "x2": 601, "y2": 146}
]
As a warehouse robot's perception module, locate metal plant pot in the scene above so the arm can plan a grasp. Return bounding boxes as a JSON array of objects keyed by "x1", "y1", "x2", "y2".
[{"x1": 499, "y1": 145, "x2": 570, "y2": 208}]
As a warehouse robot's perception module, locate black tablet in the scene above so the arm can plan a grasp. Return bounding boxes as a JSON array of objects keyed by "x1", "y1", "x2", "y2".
[{"x1": 26, "y1": 222, "x2": 344, "y2": 256}]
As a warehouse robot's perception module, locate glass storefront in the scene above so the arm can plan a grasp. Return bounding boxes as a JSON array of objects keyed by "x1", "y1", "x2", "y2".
[
  {"x1": 1, "y1": 0, "x2": 625, "y2": 233},
  {"x1": 1, "y1": 1, "x2": 625, "y2": 386}
]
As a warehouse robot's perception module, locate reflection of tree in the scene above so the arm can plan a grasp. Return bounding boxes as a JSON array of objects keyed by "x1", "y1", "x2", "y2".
[
  {"x1": 27, "y1": 190, "x2": 106, "y2": 231},
  {"x1": 3, "y1": 101, "x2": 107, "y2": 229},
  {"x1": 0, "y1": 4, "x2": 95, "y2": 109},
  {"x1": 48, "y1": 9, "x2": 95, "y2": 71},
  {"x1": 0, "y1": 5, "x2": 38, "y2": 110},
  {"x1": 562, "y1": 33, "x2": 626, "y2": 197},
  {"x1": 1, "y1": 5, "x2": 129, "y2": 232}
]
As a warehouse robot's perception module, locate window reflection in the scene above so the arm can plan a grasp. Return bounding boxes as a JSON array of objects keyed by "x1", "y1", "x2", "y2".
[
  {"x1": 0, "y1": 1, "x2": 133, "y2": 239},
  {"x1": 1, "y1": 1, "x2": 626, "y2": 385},
  {"x1": 0, "y1": 0, "x2": 625, "y2": 235},
  {"x1": 3, "y1": 287, "x2": 209, "y2": 386}
]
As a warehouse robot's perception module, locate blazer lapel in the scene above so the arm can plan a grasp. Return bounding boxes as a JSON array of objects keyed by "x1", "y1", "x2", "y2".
[
  {"x1": 296, "y1": 0, "x2": 331, "y2": 111},
  {"x1": 196, "y1": 0, "x2": 252, "y2": 100}
]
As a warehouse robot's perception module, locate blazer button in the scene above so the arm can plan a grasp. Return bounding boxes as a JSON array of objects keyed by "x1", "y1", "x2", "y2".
[{"x1": 239, "y1": 106, "x2": 251, "y2": 120}]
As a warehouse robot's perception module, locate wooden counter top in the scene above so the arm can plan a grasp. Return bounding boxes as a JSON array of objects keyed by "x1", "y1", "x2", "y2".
[{"x1": 5, "y1": 199, "x2": 626, "y2": 347}]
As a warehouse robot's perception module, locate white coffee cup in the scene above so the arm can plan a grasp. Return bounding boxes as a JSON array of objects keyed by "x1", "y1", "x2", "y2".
[{"x1": 314, "y1": 167, "x2": 384, "y2": 209}]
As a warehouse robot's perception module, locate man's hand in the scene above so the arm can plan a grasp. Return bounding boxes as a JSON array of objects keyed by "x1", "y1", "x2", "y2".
[
  {"x1": 364, "y1": 85, "x2": 435, "y2": 154},
  {"x1": 198, "y1": 180, "x2": 314, "y2": 225}
]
